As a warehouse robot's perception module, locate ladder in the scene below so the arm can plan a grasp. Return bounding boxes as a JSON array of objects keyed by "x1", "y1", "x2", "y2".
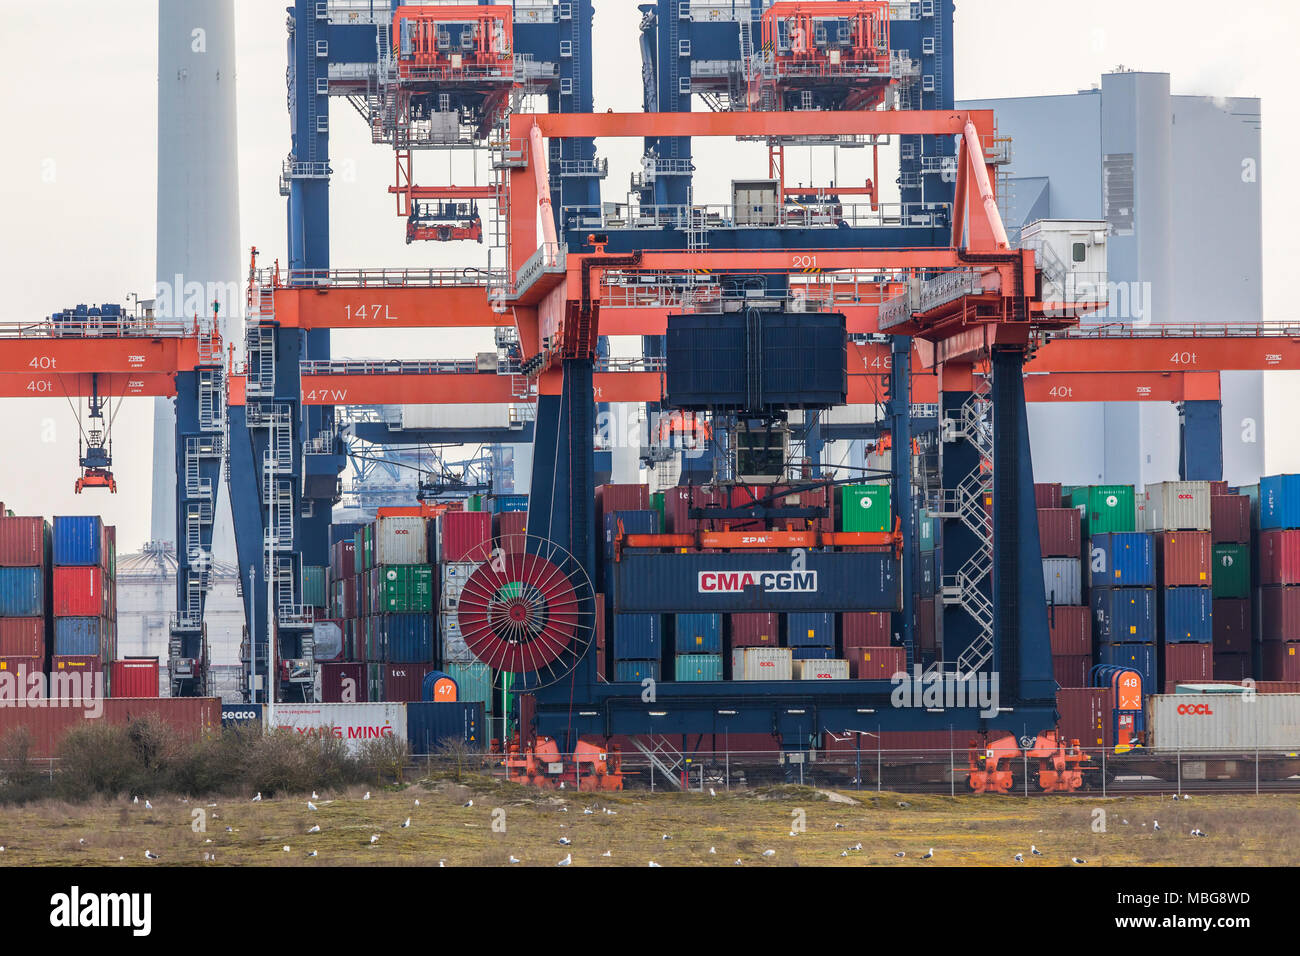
[{"x1": 629, "y1": 736, "x2": 686, "y2": 790}]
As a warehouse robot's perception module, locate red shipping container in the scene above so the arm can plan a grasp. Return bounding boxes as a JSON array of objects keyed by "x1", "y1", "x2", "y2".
[
  {"x1": 1162, "y1": 642, "x2": 1212, "y2": 689},
  {"x1": 493, "y1": 511, "x2": 529, "y2": 554},
  {"x1": 332, "y1": 540, "x2": 356, "y2": 579},
  {"x1": 0, "y1": 618, "x2": 44, "y2": 659},
  {"x1": 0, "y1": 657, "x2": 41, "y2": 677},
  {"x1": 842, "y1": 611, "x2": 892, "y2": 648},
  {"x1": 849, "y1": 646, "x2": 906, "y2": 680},
  {"x1": 1052, "y1": 654, "x2": 1090, "y2": 688},
  {"x1": 663, "y1": 486, "x2": 726, "y2": 533},
  {"x1": 1261, "y1": 642, "x2": 1300, "y2": 681},
  {"x1": 1213, "y1": 653, "x2": 1250, "y2": 681},
  {"x1": 823, "y1": 729, "x2": 966, "y2": 754},
  {"x1": 730, "y1": 613, "x2": 779, "y2": 647},
  {"x1": 110, "y1": 659, "x2": 160, "y2": 698},
  {"x1": 1210, "y1": 495, "x2": 1251, "y2": 544},
  {"x1": 0, "y1": 517, "x2": 47, "y2": 567},
  {"x1": 50, "y1": 656, "x2": 104, "y2": 699},
  {"x1": 518, "y1": 692, "x2": 537, "y2": 747},
  {"x1": 594, "y1": 593, "x2": 607, "y2": 683},
  {"x1": 1212, "y1": 598, "x2": 1251, "y2": 652},
  {"x1": 1260, "y1": 531, "x2": 1300, "y2": 585},
  {"x1": 52, "y1": 566, "x2": 109, "y2": 617},
  {"x1": 1034, "y1": 483, "x2": 1063, "y2": 510},
  {"x1": 383, "y1": 662, "x2": 436, "y2": 702},
  {"x1": 1048, "y1": 605, "x2": 1091, "y2": 655},
  {"x1": 1037, "y1": 508, "x2": 1081, "y2": 557},
  {"x1": 1056, "y1": 686, "x2": 1114, "y2": 749},
  {"x1": 1209, "y1": 481, "x2": 1230, "y2": 497},
  {"x1": 1155, "y1": 531, "x2": 1212, "y2": 587},
  {"x1": 438, "y1": 511, "x2": 492, "y2": 563},
  {"x1": 1260, "y1": 587, "x2": 1300, "y2": 642},
  {"x1": 0, "y1": 697, "x2": 219, "y2": 759},
  {"x1": 915, "y1": 599, "x2": 935, "y2": 650},
  {"x1": 320, "y1": 662, "x2": 367, "y2": 703},
  {"x1": 595, "y1": 484, "x2": 649, "y2": 519}
]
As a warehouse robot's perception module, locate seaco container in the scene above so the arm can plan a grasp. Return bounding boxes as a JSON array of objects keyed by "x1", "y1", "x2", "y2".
[
  {"x1": 1260, "y1": 587, "x2": 1300, "y2": 643},
  {"x1": 675, "y1": 653, "x2": 723, "y2": 681},
  {"x1": 1087, "y1": 532, "x2": 1155, "y2": 589},
  {"x1": 271, "y1": 703, "x2": 407, "y2": 755},
  {"x1": 1259, "y1": 531, "x2": 1300, "y2": 585},
  {"x1": 1155, "y1": 532, "x2": 1212, "y2": 588},
  {"x1": 848, "y1": 646, "x2": 906, "y2": 680},
  {"x1": 1069, "y1": 485, "x2": 1137, "y2": 536},
  {"x1": 730, "y1": 613, "x2": 779, "y2": 647},
  {"x1": 732, "y1": 647, "x2": 793, "y2": 681},
  {"x1": 1212, "y1": 599, "x2": 1251, "y2": 653},
  {"x1": 1260, "y1": 475, "x2": 1300, "y2": 530},
  {"x1": 1048, "y1": 605, "x2": 1091, "y2": 655},
  {"x1": 406, "y1": 701, "x2": 485, "y2": 754},
  {"x1": 0, "y1": 517, "x2": 49, "y2": 567},
  {"x1": 1091, "y1": 588, "x2": 1156, "y2": 644},
  {"x1": 1161, "y1": 587, "x2": 1212, "y2": 643},
  {"x1": 1042, "y1": 558, "x2": 1082, "y2": 605},
  {"x1": 612, "y1": 614, "x2": 662, "y2": 660},
  {"x1": 674, "y1": 614, "x2": 721, "y2": 654},
  {"x1": 0, "y1": 567, "x2": 44, "y2": 617},
  {"x1": 0, "y1": 618, "x2": 45, "y2": 659},
  {"x1": 786, "y1": 612, "x2": 834, "y2": 647},
  {"x1": 1210, "y1": 495, "x2": 1252, "y2": 544},
  {"x1": 109, "y1": 659, "x2": 160, "y2": 698},
  {"x1": 842, "y1": 611, "x2": 891, "y2": 648},
  {"x1": 1146, "y1": 693, "x2": 1300, "y2": 750},
  {"x1": 1037, "y1": 508, "x2": 1081, "y2": 558},
  {"x1": 1211, "y1": 543, "x2": 1250, "y2": 598},
  {"x1": 1144, "y1": 482, "x2": 1211, "y2": 532},
  {"x1": 52, "y1": 516, "x2": 104, "y2": 567},
  {"x1": 436, "y1": 511, "x2": 492, "y2": 563}
]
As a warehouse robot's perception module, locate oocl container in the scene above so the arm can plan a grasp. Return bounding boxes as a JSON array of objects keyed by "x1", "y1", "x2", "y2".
[
  {"x1": 1211, "y1": 543, "x2": 1250, "y2": 598},
  {"x1": 675, "y1": 654, "x2": 723, "y2": 681},
  {"x1": 1260, "y1": 474, "x2": 1300, "y2": 530},
  {"x1": 1212, "y1": 598, "x2": 1251, "y2": 653},
  {"x1": 1069, "y1": 485, "x2": 1137, "y2": 536},
  {"x1": 372, "y1": 517, "x2": 429, "y2": 567},
  {"x1": 793, "y1": 658, "x2": 850, "y2": 680},
  {"x1": 270, "y1": 703, "x2": 407, "y2": 755},
  {"x1": 0, "y1": 567, "x2": 44, "y2": 617},
  {"x1": 1210, "y1": 495, "x2": 1252, "y2": 544},
  {"x1": 847, "y1": 646, "x2": 906, "y2": 680},
  {"x1": 52, "y1": 516, "x2": 105, "y2": 567},
  {"x1": 1146, "y1": 692, "x2": 1300, "y2": 750},
  {"x1": 1087, "y1": 532, "x2": 1155, "y2": 589},
  {"x1": 732, "y1": 647, "x2": 794, "y2": 681},
  {"x1": 1161, "y1": 587, "x2": 1212, "y2": 643},
  {"x1": 674, "y1": 613, "x2": 721, "y2": 653},
  {"x1": 1091, "y1": 588, "x2": 1156, "y2": 643},
  {"x1": 1042, "y1": 558, "x2": 1082, "y2": 605},
  {"x1": 1144, "y1": 482, "x2": 1211, "y2": 532},
  {"x1": 0, "y1": 517, "x2": 48, "y2": 567},
  {"x1": 109, "y1": 659, "x2": 160, "y2": 698},
  {"x1": 1037, "y1": 508, "x2": 1081, "y2": 558},
  {"x1": 1259, "y1": 530, "x2": 1300, "y2": 585},
  {"x1": 1155, "y1": 532, "x2": 1212, "y2": 588},
  {"x1": 840, "y1": 484, "x2": 891, "y2": 533}
]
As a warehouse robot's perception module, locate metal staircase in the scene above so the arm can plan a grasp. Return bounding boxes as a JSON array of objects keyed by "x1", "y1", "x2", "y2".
[{"x1": 629, "y1": 736, "x2": 686, "y2": 790}]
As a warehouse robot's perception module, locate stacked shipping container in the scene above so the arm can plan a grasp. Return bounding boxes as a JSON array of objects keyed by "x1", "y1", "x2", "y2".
[{"x1": 1258, "y1": 474, "x2": 1300, "y2": 679}]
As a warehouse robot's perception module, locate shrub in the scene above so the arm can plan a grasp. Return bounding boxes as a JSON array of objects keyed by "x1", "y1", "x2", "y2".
[
  {"x1": 357, "y1": 733, "x2": 410, "y2": 786},
  {"x1": 240, "y1": 728, "x2": 364, "y2": 796}
]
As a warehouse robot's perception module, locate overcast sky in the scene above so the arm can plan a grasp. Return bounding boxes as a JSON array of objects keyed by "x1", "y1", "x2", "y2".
[{"x1": 0, "y1": 0, "x2": 1296, "y2": 549}]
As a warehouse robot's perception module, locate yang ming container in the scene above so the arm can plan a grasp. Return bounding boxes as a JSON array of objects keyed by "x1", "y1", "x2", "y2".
[
  {"x1": 732, "y1": 647, "x2": 793, "y2": 681},
  {"x1": 674, "y1": 613, "x2": 721, "y2": 653},
  {"x1": 1087, "y1": 532, "x2": 1155, "y2": 588},
  {"x1": 0, "y1": 567, "x2": 44, "y2": 617},
  {"x1": 1211, "y1": 543, "x2": 1250, "y2": 598},
  {"x1": 1146, "y1": 693, "x2": 1300, "y2": 750},
  {"x1": 0, "y1": 517, "x2": 48, "y2": 567},
  {"x1": 1260, "y1": 474, "x2": 1300, "y2": 530},
  {"x1": 1069, "y1": 485, "x2": 1137, "y2": 536},
  {"x1": 1144, "y1": 482, "x2": 1211, "y2": 531},
  {"x1": 1042, "y1": 558, "x2": 1082, "y2": 605},
  {"x1": 1161, "y1": 587, "x2": 1212, "y2": 643},
  {"x1": 1091, "y1": 588, "x2": 1156, "y2": 643},
  {"x1": 270, "y1": 703, "x2": 407, "y2": 756},
  {"x1": 52, "y1": 516, "x2": 104, "y2": 567}
]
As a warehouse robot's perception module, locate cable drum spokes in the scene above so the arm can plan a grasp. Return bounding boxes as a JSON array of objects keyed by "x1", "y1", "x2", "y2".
[{"x1": 455, "y1": 534, "x2": 595, "y2": 690}]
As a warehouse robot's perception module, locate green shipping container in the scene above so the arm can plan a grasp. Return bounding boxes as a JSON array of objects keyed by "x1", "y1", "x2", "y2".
[
  {"x1": 841, "y1": 484, "x2": 892, "y2": 533},
  {"x1": 1069, "y1": 485, "x2": 1137, "y2": 536},
  {"x1": 446, "y1": 662, "x2": 493, "y2": 716},
  {"x1": 367, "y1": 663, "x2": 384, "y2": 703},
  {"x1": 377, "y1": 565, "x2": 434, "y2": 613},
  {"x1": 918, "y1": 509, "x2": 936, "y2": 553},
  {"x1": 1211, "y1": 543, "x2": 1250, "y2": 598},
  {"x1": 467, "y1": 495, "x2": 484, "y2": 512},
  {"x1": 302, "y1": 566, "x2": 328, "y2": 608},
  {"x1": 675, "y1": 654, "x2": 723, "y2": 681},
  {"x1": 651, "y1": 491, "x2": 666, "y2": 527}
]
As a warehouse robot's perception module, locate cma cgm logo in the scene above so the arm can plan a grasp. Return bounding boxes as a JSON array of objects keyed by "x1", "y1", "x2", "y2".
[
  {"x1": 699, "y1": 570, "x2": 819, "y2": 593},
  {"x1": 1177, "y1": 703, "x2": 1214, "y2": 715}
]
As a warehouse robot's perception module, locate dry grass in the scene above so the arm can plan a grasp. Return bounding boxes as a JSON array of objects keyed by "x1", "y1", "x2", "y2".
[{"x1": 0, "y1": 778, "x2": 1296, "y2": 867}]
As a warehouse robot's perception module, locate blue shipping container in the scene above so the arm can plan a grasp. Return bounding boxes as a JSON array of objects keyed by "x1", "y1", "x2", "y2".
[
  {"x1": 1088, "y1": 533, "x2": 1155, "y2": 589},
  {"x1": 1091, "y1": 588, "x2": 1156, "y2": 644},
  {"x1": 1098, "y1": 643, "x2": 1157, "y2": 694},
  {"x1": 612, "y1": 614, "x2": 662, "y2": 660},
  {"x1": 1260, "y1": 474, "x2": 1300, "y2": 530},
  {"x1": 1162, "y1": 587, "x2": 1213, "y2": 643},
  {"x1": 675, "y1": 654, "x2": 723, "y2": 681},
  {"x1": 52, "y1": 516, "x2": 103, "y2": 567},
  {"x1": 791, "y1": 646, "x2": 836, "y2": 660},
  {"x1": 406, "y1": 701, "x2": 485, "y2": 754},
  {"x1": 490, "y1": 495, "x2": 529, "y2": 514},
  {"x1": 615, "y1": 660, "x2": 660, "y2": 682},
  {"x1": 384, "y1": 613, "x2": 434, "y2": 663},
  {"x1": 603, "y1": 510, "x2": 660, "y2": 562},
  {"x1": 0, "y1": 567, "x2": 43, "y2": 617},
  {"x1": 787, "y1": 612, "x2": 835, "y2": 647},
  {"x1": 674, "y1": 613, "x2": 722, "y2": 653},
  {"x1": 54, "y1": 617, "x2": 104, "y2": 657}
]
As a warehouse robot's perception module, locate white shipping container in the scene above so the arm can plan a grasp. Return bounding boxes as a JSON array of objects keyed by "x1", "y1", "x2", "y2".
[
  {"x1": 1042, "y1": 557, "x2": 1082, "y2": 605},
  {"x1": 793, "y1": 659, "x2": 850, "y2": 680},
  {"x1": 732, "y1": 647, "x2": 793, "y2": 681},
  {"x1": 1144, "y1": 481, "x2": 1212, "y2": 532},
  {"x1": 401, "y1": 404, "x2": 518, "y2": 430},
  {"x1": 1147, "y1": 693, "x2": 1300, "y2": 751},
  {"x1": 440, "y1": 562, "x2": 477, "y2": 611},
  {"x1": 374, "y1": 517, "x2": 429, "y2": 566},
  {"x1": 270, "y1": 703, "x2": 407, "y2": 755},
  {"x1": 440, "y1": 613, "x2": 478, "y2": 664}
]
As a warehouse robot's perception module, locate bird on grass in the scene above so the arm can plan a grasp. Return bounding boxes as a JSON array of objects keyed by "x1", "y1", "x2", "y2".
[
  {"x1": 558, "y1": 837, "x2": 572, "y2": 846},
  {"x1": 225, "y1": 827, "x2": 234, "y2": 833},
  {"x1": 312, "y1": 791, "x2": 319, "y2": 800},
  {"x1": 897, "y1": 801, "x2": 910, "y2": 809},
  {"x1": 602, "y1": 850, "x2": 612, "y2": 858},
  {"x1": 252, "y1": 793, "x2": 262, "y2": 802},
  {"x1": 734, "y1": 859, "x2": 743, "y2": 866},
  {"x1": 602, "y1": 808, "x2": 617, "y2": 816},
  {"x1": 1153, "y1": 820, "x2": 1161, "y2": 832},
  {"x1": 144, "y1": 800, "x2": 152, "y2": 810},
  {"x1": 133, "y1": 796, "x2": 138, "y2": 805},
  {"x1": 840, "y1": 851, "x2": 849, "y2": 858},
  {"x1": 921, "y1": 848, "x2": 934, "y2": 860},
  {"x1": 463, "y1": 799, "x2": 474, "y2": 808},
  {"x1": 583, "y1": 807, "x2": 594, "y2": 815},
  {"x1": 1014, "y1": 853, "x2": 1024, "y2": 863},
  {"x1": 557, "y1": 854, "x2": 572, "y2": 867},
  {"x1": 834, "y1": 823, "x2": 846, "y2": 830},
  {"x1": 852, "y1": 843, "x2": 863, "y2": 852},
  {"x1": 558, "y1": 806, "x2": 569, "y2": 813},
  {"x1": 1071, "y1": 857, "x2": 1087, "y2": 865},
  {"x1": 509, "y1": 856, "x2": 521, "y2": 864},
  {"x1": 414, "y1": 799, "x2": 420, "y2": 807},
  {"x1": 78, "y1": 839, "x2": 86, "y2": 845},
  {"x1": 307, "y1": 851, "x2": 318, "y2": 858},
  {"x1": 363, "y1": 792, "x2": 371, "y2": 801},
  {"x1": 1030, "y1": 845, "x2": 1043, "y2": 856},
  {"x1": 649, "y1": 861, "x2": 661, "y2": 868},
  {"x1": 661, "y1": 834, "x2": 671, "y2": 841},
  {"x1": 709, "y1": 847, "x2": 716, "y2": 855},
  {"x1": 401, "y1": 818, "x2": 411, "y2": 829},
  {"x1": 1191, "y1": 828, "x2": 1207, "y2": 838},
  {"x1": 307, "y1": 825, "x2": 321, "y2": 834},
  {"x1": 369, "y1": 835, "x2": 379, "y2": 844},
  {"x1": 282, "y1": 846, "x2": 291, "y2": 852},
  {"x1": 762, "y1": 849, "x2": 776, "y2": 858},
  {"x1": 894, "y1": 852, "x2": 906, "y2": 858},
  {"x1": 307, "y1": 801, "x2": 318, "y2": 811},
  {"x1": 709, "y1": 788, "x2": 716, "y2": 797},
  {"x1": 144, "y1": 851, "x2": 159, "y2": 861}
]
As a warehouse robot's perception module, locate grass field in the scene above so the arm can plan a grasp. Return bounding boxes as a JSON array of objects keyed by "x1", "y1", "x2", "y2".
[{"x1": 0, "y1": 775, "x2": 1295, "y2": 866}]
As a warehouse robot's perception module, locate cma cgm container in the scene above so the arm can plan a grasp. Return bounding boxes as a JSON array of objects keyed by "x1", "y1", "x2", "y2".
[
  {"x1": 1210, "y1": 495, "x2": 1252, "y2": 544},
  {"x1": 436, "y1": 511, "x2": 492, "y2": 563},
  {"x1": 271, "y1": 703, "x2": 407, "y2": 755},
  {"x1": 675, "y1": 654, "x2": 723, "y2": 681},
  {"x1": 1144, "y1": 482, "x2": 1211, "y2": 532},
  {"x1": 1042, "y1": 558, "x2": 1082, "y2": 605},
  {"x1": 109, "y1": 659, "x2": 160, "y2": 698},
  {"x1": 407, "y1": 701, "x2": 485, "y2": 754},
  {"x1": 0, "y1": 567, "x2": 44, "y2": 617},
  {"x1": 52, "y1": 567, "x2": 109, "y2": 617},
  {"x1": 842, "y1": 611, "x2": 891, "y2": 648},
  {"x1": 730, "y1": 613, "x2": 779, "y2": 647},
  {"x1": 787, "y1": 612, "x2": 834, "y2": 647},
  {"x1": 1161, "y1": 588, "x2": 1212, "y2": 643},
  {"x1": 1069, "y1": 485, "x2": 1137, "y2": 536},
  {"x1": 0, "y1": 517, "x2": 48, "y2": 567},
  {"x1": 1259, "y1": 531, "x2": 1300, "y2": 585},
  {"x1": 1098, "y1": 643, "x2": 1157, "y2": 695},
  {"x1": 674, "y1": 613, "x2": 721, "y2": 653},
  {"x1": 1087, "y1": 533, "x2": 1155, "y2": 589},
  {"x1": 1047, "y1": 605, "x2": 1091, "y2": 655},
  {"x1": 1260, "y1": 587, "x2": 1300, "y2": 642},
  {"x1": 52, "y1": 516, "x2": 105, "y2": 567},
  {"x1": 848, "y1": 646, "x2": 906, "y2": 680},
  {"x1": 733, "y1": 647, "x2": 793, "y2": 681},
  {"x1": 1212, "y1": 599, "x2": 1251, "y2": 653},
  {"x1": 1155, "y1": 532, "x2": 1212, "y2": 588},
  {"x1": 1146, "y1": 693, "x2": 1300, "y2": 750},
  {"x1": 1211, "y1": 544, "x2": 1250, "y2": 598},
  {"x1": 0, "y1": 698, "x2": 220, "y2": 759},
  {"x1": 1037, "y1": 508, "x2": 1081, "y2": 558},
  {"x1": 1092, "y1": 588, "x2": 1156, "y2": 643},
  {"x1": 1259, "y1": 474, "x2": 1300, "y2": 530}
]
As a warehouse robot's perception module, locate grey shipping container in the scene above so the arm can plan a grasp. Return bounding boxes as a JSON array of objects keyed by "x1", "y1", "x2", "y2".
[
  {"x1": 1042, "y1": 558, "x2": 1082, "y2": 606},
  {"x1": 1146, "y1": 693, "x2": 1300, "y2": 751},
  {"x1": 1144, "y1": 482, "x2": 1212, "y2": 532}
]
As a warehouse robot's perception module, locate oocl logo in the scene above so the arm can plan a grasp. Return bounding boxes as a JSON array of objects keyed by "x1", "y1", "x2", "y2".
[{"x1": 1177, "y1": 703, "x2": 1214, "y2": 715}]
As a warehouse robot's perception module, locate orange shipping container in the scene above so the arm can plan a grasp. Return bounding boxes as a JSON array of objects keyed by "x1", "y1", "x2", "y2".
[{"x1": 1155, "y1": 532, "x2": 1212, "y2": 588}]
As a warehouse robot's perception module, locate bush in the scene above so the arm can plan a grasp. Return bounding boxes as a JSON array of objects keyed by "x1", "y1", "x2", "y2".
[
  {"x1": 357, "y1": 733, "x2": 410, "y2": 786},
  {"x1": 56, "y1": 722, "x2": 143, "y2": 800},
  {"x1": 240, "y1": 728, "x2": 364, "y2": 797},
  {"x1": 0, "y1": 727, "x2": 52, "y2": 805}
]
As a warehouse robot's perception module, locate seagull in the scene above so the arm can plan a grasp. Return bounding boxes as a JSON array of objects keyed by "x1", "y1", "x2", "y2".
[
  {"x1": 307, "y1": 851, "x2": 318, "y2": 858},
  {"x1": 558, "y1": 837, "x2": 572, "y2": 846},
  {"x1": 439, "y1": 860, "x2": 446, "y2": 867},
  {"x1": 853, "y1": 843, "x2": 863, "y2": 851},
  {"x1": 557, "y1": 854, "x2": 572, "y2": 867},
  {"x1": 133, "y1": 796, "x2": 139, "y2": 805},
  {"x1": 894, "y1": 851, "x2": 906, "y2": 858},
  {"x1": 204, "y1": 839, "x2": 212, "y2": 844},
  {"x1": 308, "y1": 825, "x2": 321, "y2": 834},
  {"x1": 282, "y1": 846, "x2": 291, "y2": 852},
  {"x1": 1014, "y1": 853, "x2": 1024, "y2": 863},
  {"x1": 559, "y1": 782, "x2": 566, "y2": 790},
  {"x1": 363, "y1": 792, "x2": 371, "y2": 801},
  {"x1": 762, "y1": 849, "x2": 776, "y2": 858},
  {"x1": 463, "y1": 799, "x2": 474, "y2": 808},
  {"x1": 583, "y1": 808, "x2": 594, "y2": 815},
  {"x1": 144, "y1": 800, "x2": 152, "y2": 810},
  {"x1": 414, "y1": 799, "x2": 420, "y2": 807},
  {"x1": 1122, "y1": 819, "x2": 1129, "y2": 826},
  {"x1": 897, "y1": 801, "x2": 910, "y2": 809},
  {"x1": 834, "y1": 823, "x2": 846, "y2": 830},
  {"x1": 841, "y1": 851, "x2": 849, "y2": 858},
  {"x1": 559, "y1": 806, "x2": 569, "y2": 812},
  {"x1": 252, "y1": 793, "x2": 262, "y2": 802},
  {"x1": 1191, "y1": 828, "x2": 1207, "y2": 838},
  {"x1": 312, "y1": 791, "x2": 319, "y2": 800},
  {"x1": 78, "y1": 838, "x2": 86, "y2": 845},
  {"x1": 203, "y1": 853, "x2": 213, "y2": 862},
  {"x1": 603, "y1": 808, "x2": 616, "y2": 816},
  {"x1": 661, "y1": 834, "x2": 671, "y2": 841},
  {"x1": 709, "y1": 788, "x2": 716, "y2": 797},
  {"x1": 1153, "y1": 820, "x2": 1161, "y2": 832},
  {"x1": 509, "y1": 856, "x2": 521, "y2": 864},
  {"x1": 144, "y1": 851, "x2": 159, "y2": 861},
  {"x1": 602, "y1": 850, "x2": 612, "y2": 858},
  {"x1": 709, "y1": 847, "x2": 716, "y2": 855},
  {"x1": 921, "y1": 848, "x2": 934, "y2": 860},
  {"x1": 370, "y1": 835, "x2": 379, "y2": 844},
  {"x1": 648, "y1": 861, "x2": 661, "y2": 867},
  {"x1": 401, "y1": 818, "x2": 411, "y2": 829},
  {"x1": 1030, "y1": 845, "x2": 1042, "y2": 856},
  {"x1": 734, "y1": 859, "x2": 743, "y2": 866},
  {"x1": 1071, "y1": 857, "x2": 1087, "y2": 865},
  {"x1": 307, "y1": 801, "x2": 318, "y2": 811}
]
